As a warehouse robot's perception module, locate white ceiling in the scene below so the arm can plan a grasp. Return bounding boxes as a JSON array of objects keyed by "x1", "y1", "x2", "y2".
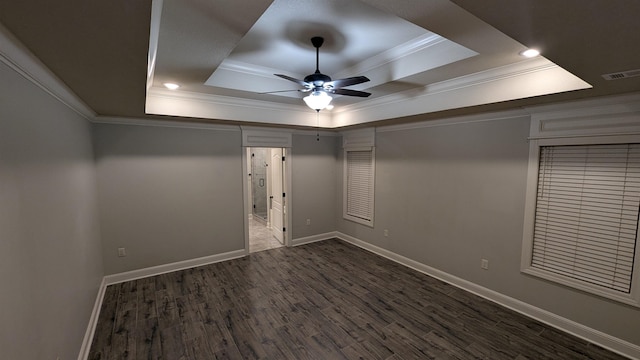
[{"x1": 145, "y1": 0, "x2": 590, "y2": 128}]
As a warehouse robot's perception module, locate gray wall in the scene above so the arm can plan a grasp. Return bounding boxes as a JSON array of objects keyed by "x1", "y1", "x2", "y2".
[
  {"x1": 93, "y1": 127, "x2": 339, "y2": 275},
  {"x1": 0, "y1": 62, "x2": 103, "y2": 359},
  {"x1": 291, "y1": 134, "x2": 338, "y2": 239},
  {"x1": 93, "y1": 124, "x2": 244, "y2": 274},
  {"x1": 336, "y1": 117, "x2": 640, "y2": 346}
]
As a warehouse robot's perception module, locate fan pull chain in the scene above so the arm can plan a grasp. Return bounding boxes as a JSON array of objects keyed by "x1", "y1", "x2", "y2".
[{"x1": 316, "y1": 110, "x2": 320, "y2": 141}]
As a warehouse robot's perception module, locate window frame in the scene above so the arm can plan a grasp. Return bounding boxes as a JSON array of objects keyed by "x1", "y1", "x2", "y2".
[
  {"x1": 521, "y1": 135, "x2": 640, "y2": 307},
  {"x1": 343, "y1": 146, "x2": 375, "y2": 227}
]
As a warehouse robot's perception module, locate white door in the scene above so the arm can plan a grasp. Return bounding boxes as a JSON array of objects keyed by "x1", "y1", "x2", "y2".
[{"x1": 270, "y1": 148, "x2": 284, "y2": 244}]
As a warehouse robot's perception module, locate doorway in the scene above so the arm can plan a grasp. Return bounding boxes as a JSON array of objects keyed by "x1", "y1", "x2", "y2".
[{"x1": 247, "y1": 147, "x2": 286, "y2": 253}]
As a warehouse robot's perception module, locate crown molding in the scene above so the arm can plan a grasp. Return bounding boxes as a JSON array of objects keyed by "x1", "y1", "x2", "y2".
[
  {"x1": 93, "y1": 116, "x2": 241, "y2": 131},
  {"x1": 214, "y1": 59, "x2": 288, "y2": 80},
  {"x1": 0, "y1": 23, "x2": 96, "y2": 121}
]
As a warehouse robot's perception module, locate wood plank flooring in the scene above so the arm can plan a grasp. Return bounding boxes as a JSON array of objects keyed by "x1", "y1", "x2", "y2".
[{"x1": 88, "y1": 239, "x2": 630, "y2": 359}]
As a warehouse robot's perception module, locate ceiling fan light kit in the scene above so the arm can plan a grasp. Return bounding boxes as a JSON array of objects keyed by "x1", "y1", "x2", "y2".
[
  {"x1": 273, "y1": 36, "x2": 371, "y2": 112},
  {"x1": 303, "y1": 91, "x2": 333, "y2": 110}
]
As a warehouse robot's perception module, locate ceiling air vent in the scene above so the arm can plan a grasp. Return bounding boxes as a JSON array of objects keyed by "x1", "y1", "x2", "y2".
[{"x1": 601, "y1": 68, "x2": 640, "y2": 80}]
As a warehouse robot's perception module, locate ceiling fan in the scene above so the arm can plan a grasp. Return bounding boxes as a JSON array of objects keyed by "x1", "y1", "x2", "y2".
[{"x1": 267, "y1": 36, "x2": 371, "y2": 111}]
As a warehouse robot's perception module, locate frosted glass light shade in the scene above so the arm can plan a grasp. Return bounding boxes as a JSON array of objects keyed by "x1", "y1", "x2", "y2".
[{"x1": 303, "y1": 91, "x2": 332, "y2": 110}]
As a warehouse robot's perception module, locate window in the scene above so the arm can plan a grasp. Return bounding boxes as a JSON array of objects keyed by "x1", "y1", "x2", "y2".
[
  {"x1": 342, "y1": 129, "x2": 376, "y2": 227},
  {"x1": 522, "y1": 139, "x2": 640, "y2": 306},
  {"x1": 343, "y1": 148, "x2": 375, "y2": 226}
]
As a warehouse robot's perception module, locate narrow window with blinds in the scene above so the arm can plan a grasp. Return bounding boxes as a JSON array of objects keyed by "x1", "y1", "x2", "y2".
[
  {"x1": 343, "y1": 148, "x2": 375, "y2": 226},
  {"x1": 528, "y1": 143, "x2": 640, "y2": 301}
]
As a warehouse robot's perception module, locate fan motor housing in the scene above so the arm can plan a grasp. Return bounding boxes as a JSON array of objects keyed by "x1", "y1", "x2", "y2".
[{"x1": 304, "y1": 72, "x2": 332, "y2": 87}]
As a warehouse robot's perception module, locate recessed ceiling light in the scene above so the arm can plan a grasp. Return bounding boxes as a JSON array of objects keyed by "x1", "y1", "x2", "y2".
[
  {"x1": 325, "y1": 104, "x2": 334, "y2": 110},
  {"x1": 163, "y1": 82, "x2": 180, "y2": 90},
  {"x1": 520, "y1": 49, "x2": 540, "y2": 58}
]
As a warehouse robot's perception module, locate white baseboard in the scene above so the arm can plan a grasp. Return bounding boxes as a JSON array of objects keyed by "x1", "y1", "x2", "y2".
[
  {"x1": 291, "y1": 231, "x2": 338, "y2": 246},
  {"x1": 104, "y1": 249, "x2": 246, "y2": 285},
  {"x1": 79, "y1": 249, "x2": 246, "y2": 359},
  {"x1": 334, "y1": 232, "x2": 640, "y2": 360},
  {"x1": 77, "y1": 277, "x2": 107, "y2": 360}
]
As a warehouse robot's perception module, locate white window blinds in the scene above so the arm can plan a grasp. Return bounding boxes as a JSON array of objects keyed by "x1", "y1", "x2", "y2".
[
  {"x1": 346, "y1": 149, "x2": 374, "y2": 222},
  {"x1": 532, "y1": 144, "x2": 640, "y2": 293}
]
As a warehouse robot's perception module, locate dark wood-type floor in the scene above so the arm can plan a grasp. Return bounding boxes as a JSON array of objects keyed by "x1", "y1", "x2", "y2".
[{"x1": 89, "y1": 239, "x2": 629, "y2": 359}]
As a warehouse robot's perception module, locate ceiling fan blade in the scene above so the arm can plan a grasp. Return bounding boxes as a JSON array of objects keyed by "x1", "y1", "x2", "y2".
[
  {"x1": 326, "y1": 76, "x2": 370, "y2": 88},
  {"x1": 258, "y1": 89, "x2": 305, "y2": 94},
  {"x1": 331, "y1": 88, "x2": 371, "y2": 97},
  {"x1": 274, "y1": 74, "x2": 308, "y2": 87}
]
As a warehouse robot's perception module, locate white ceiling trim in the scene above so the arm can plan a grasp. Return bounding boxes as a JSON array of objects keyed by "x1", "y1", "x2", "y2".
[
  {"x1": 330, "y1": 57, "x2": 591, "y2": 127},
  {"x1": 146, "y1": 87, "x2": 333, "y2": 127},
  {"x1": 149, "y1": 56, "x2": 591, "y2": 129},
  {"x1": 212, "y1": 60, "x2": 286, "y2": 80},
  {"x1": 0, "y1": 22, "x2": 96, "y2": 121}
]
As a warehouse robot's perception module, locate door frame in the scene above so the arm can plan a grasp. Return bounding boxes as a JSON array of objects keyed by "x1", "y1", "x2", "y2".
[{"x1": 241, "y1": 128, "x2": 293, "y2": 255}]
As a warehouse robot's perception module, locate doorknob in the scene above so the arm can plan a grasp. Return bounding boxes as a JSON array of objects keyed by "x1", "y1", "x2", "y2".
[{"x1": 269, "y1": 195, "x2": 274, "y2": 209}]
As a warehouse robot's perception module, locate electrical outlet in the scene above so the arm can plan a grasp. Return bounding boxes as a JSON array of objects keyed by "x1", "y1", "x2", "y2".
[
  {"x1": 118, "y1": 247, "x2": 126, "y2": 257},
  {"x1": 384, "y1": 229, "x2": 389, "y2": 237},
  {"x1": 481, "y1": 259, "x2": 489, "y2": 270},
  {"x1": 306, "y1": 219, "x2": 311, "y2": 225}
]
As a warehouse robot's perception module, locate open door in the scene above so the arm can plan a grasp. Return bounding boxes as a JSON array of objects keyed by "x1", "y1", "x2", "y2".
[
  {"x1": 242, "y1": 130, "x2": 292, "y2": 255},
  {"x1": 270, "y1": 148, "x2": 284, "y2": 244}
]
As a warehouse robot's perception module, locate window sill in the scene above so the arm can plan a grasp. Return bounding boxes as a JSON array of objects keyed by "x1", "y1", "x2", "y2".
[
  {"x1": 343, "y1": 214, "x2": 374, "y2": 228},
  {"x1": 521, "y1": 267, "x2": 640, "y2": 308}
]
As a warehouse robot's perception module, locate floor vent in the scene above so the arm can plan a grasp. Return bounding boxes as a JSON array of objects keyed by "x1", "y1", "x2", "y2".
[{"x1": 602, "y1": 68, "x2": 640, "y2": 80}]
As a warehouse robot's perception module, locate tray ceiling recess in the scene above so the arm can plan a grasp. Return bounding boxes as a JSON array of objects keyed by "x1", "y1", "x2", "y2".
[{"x1": 145, "y1": 0, "x2": 590, "y2": 128}]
